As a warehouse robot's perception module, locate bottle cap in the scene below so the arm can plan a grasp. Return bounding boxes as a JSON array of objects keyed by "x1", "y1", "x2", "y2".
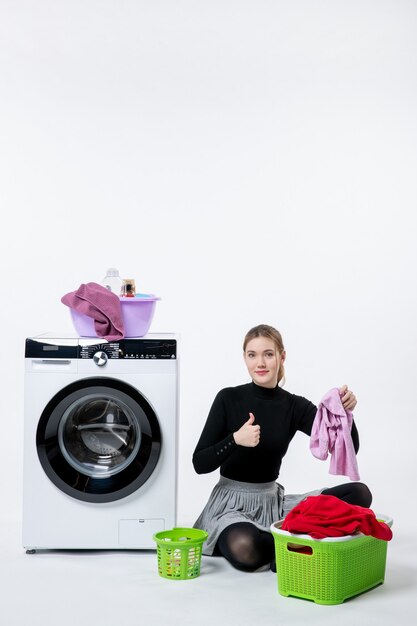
[{"x1": 106, "y1": 268, "x2": 120, "y2": 276}]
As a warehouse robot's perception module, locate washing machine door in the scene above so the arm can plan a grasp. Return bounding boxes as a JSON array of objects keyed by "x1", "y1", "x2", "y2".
[{"x1": 36, "y1": 378, "x2": 161, "y2": 503}]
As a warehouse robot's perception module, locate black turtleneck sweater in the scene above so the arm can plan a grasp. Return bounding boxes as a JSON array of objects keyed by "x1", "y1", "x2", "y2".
[{"x1": 192, "y1": 382, "x2": 359, "y2": 483}]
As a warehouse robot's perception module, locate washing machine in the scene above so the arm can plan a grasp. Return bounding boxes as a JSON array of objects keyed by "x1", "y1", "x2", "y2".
[{"x1": 22, "y1": 333, "x2": 178, "y2": 551}]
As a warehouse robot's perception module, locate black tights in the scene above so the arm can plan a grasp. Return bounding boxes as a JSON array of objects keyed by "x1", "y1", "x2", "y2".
[
  {"x1": 216, "y1": 522, "x2": 275, "y2": 572},
  {"x1": 322, "y1": 481, "x2": 372, "y2": 507},
  {"x1": 215, "y1": 482, "x2": 372, "y2": 572}
]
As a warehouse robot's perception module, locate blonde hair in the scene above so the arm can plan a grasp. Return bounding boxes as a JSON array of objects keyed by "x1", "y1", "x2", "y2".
[{"x1": 243, "y1": 324, "x2": 286, "y2": 384}]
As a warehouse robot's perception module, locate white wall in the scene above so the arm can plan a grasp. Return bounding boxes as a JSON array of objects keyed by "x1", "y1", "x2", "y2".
[{"x1": 1, "y1": 0, "x2": 416, "y2": 533}]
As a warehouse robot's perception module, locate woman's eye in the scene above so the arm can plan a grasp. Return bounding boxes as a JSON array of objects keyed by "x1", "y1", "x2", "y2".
[{"x1": 266, "y1": 353, "x2": 274, "y2": 358}]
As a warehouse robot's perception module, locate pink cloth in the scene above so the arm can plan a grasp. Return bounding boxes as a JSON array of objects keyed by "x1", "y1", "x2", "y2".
[
  {"x1": 310, "y1": 388, "x2": 360, "y2": 481},
  {"x1": 61, "y1": 282, "x2": 124, "y2": 341}
]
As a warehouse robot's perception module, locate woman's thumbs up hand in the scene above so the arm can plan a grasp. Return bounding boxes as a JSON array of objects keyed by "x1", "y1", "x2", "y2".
[{"x1": 233, "y1": 413, "x2": 261, "y2": 447}]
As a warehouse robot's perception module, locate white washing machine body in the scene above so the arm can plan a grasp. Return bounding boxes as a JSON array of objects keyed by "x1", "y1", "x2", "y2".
[{"x1": 23, "y1": 333, "x2": 178, "y2": 551}]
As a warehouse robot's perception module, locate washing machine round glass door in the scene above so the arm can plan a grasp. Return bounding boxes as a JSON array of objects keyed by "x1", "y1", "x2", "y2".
[{"x1": 36, "y1": 378, "x2": 161, "y2": 503}]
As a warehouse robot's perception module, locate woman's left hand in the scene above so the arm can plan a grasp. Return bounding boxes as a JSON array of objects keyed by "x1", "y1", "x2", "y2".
[{"x1": 339, "y1": 385, "x2": 357, "y2": 411}]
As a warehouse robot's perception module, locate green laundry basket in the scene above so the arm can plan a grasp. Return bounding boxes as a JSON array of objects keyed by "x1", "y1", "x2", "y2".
[
  {"x1": 153, "y1": 528, "x2": 208, "y2": 580},
  {"x1": 271, "y1": 515, "x2": 393, "y2": 605}
]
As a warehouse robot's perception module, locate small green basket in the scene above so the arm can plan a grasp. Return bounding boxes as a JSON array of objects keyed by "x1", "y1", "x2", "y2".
[
  {"x1": 153, "y1": 527, "x2": 208, "y2": 580},
  {"x1": 271, "y1": 515, "x2": 393, "y2": 605}
]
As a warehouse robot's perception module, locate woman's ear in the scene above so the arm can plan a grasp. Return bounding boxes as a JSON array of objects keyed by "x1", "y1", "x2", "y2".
[{"x1": 281, "y1": 350, "x2": 286, "y2": 363}]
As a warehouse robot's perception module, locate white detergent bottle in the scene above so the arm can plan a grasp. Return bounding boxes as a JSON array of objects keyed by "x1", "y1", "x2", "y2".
[{"x1": 101, "y1": 268, "x2": 124, "y2": 294}]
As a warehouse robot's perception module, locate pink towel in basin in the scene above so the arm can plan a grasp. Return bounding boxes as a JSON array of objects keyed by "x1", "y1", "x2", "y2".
[{"x1": 61, "y1": 282, "x2": 124, "y2": 341}]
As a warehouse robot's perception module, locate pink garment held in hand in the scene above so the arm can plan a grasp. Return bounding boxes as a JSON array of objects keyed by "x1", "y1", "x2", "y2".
[
  {"x1": 61, "y1": 282, "x2": 124, "y2": 341},
  {"x1": 310, "y1": 387, "x2": 360, "y2": 481}
]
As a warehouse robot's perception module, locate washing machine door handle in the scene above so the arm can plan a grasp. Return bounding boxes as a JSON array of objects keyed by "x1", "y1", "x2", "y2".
[{"x1": 93, "y1": 351, "x2": 108, "y2": 367}]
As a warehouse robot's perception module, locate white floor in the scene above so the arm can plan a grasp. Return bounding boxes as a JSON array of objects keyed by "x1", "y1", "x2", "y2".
[{"x1": 1, "y1": 517, "x2": 416, "y2": 626}]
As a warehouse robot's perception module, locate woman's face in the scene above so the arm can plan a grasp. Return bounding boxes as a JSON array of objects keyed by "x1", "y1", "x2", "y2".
[{"x1": 244, "y1": 336, "x2": 285, "y2": 389}]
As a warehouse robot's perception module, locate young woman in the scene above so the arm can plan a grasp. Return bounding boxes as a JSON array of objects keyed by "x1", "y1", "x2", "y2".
[{"x1": 192, "y1": 324, "x2": 372, "y2": 572}]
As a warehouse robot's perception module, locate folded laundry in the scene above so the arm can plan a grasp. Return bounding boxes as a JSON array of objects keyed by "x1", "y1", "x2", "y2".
[
  {"x1": 61, "y1": 282, "x2": 124, "y2": 341},
  {"x1": 310, "y1": 387, "x2": 360, "y2": 481},
  {"x1": 281, "y1": 494, "x2": 393, "y2": 541}
]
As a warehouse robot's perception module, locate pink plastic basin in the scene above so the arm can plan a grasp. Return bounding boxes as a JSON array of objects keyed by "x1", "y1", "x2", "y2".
[{"x1": 69, "y1": 296, "x2": 160, "y2": 338}]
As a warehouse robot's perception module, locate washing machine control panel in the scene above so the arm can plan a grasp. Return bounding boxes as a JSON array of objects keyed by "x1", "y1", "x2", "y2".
[
  {"x1": 81, "y1": 340, "x2": 177, "y2": 360},
  {"x1": 26, "y1": 337, "x2": 177, "y2": 360},
  {"x1": 80, "y1": 343, "x2": 121, "y2": 360}
]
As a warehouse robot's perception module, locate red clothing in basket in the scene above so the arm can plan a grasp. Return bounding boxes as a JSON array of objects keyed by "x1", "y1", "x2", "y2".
[{"x1": 282, "y1": 494, "x2": 392, "y2": 541}]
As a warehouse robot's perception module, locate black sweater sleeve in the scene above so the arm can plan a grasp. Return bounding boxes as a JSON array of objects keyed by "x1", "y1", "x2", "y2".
[{"x1": 192, "y1": 391, "x2": 238, "y2": 474}]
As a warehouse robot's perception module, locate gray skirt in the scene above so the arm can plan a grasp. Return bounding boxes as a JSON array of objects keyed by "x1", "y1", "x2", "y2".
[{"x1": 193, "y1": 476, "x2": 322, "y2": 556}]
